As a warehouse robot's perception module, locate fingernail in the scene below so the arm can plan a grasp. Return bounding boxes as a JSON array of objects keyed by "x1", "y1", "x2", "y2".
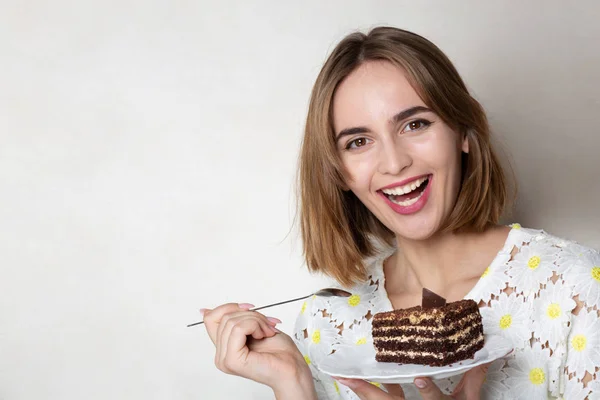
[
  {"x1": 414, "y1": 378, "x2": 427, "y2": 389},
  {"x1": 238, "y1": 303, "x2": 255, "y2": 309},
  {"x1": 199, "y1": 308, "x2": 210, "y2": 317},
  {"x1": 267, "y1": 317, "x2": 282, "y2": 324},
  {"x1": 271, "y1": 326, "x2": 281, "y2": 333}
]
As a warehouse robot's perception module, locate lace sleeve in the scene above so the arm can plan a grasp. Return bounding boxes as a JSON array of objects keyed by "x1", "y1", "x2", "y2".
[{"x1": 562, "y1": 246, "x2": 600, "y2": 397}]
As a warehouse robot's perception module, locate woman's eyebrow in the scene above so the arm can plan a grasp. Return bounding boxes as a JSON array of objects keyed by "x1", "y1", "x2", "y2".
[
  {"x1": 390, "y1": 105, "x2": 432, "y2": 125},
  {"x1": 336, "y1": 105, "x2": 432, "y2": 141}
]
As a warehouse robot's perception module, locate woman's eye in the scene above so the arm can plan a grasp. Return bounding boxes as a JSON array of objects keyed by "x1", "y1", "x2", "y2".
[
  {"x1": 404, "y1": 119, "x2": 431, "y2": 132},
  {"x1": 346, "y1": 137, "x2": 370, "y2": 149}
]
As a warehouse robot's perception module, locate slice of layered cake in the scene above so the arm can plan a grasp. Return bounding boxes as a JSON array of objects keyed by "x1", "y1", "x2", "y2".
[{"x1": 372, "y1": 289, "x2": 484, "y2": 367}]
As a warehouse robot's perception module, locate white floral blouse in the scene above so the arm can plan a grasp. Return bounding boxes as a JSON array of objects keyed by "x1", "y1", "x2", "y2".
[{"x1": 293, "y1": 225, "x2": 600, "y2": 399}]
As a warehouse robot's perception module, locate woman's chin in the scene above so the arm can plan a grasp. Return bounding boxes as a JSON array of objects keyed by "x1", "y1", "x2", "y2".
[{"x1": 389, "y1": 219, "x2": 444, "y2": 242}]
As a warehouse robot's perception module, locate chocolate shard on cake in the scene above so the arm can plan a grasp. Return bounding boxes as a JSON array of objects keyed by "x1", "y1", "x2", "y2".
[
  {"x1": 372, "y1": 289, "x2": 484, "y2": 367},
  {"x1": 422, "y1": 288, "x2": 447, "y2": 308}
]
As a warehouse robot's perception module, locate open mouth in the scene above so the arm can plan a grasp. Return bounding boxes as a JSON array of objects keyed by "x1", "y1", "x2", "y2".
[{"x1": 380, "y1": 176, "x2": 430, "y2": 207}]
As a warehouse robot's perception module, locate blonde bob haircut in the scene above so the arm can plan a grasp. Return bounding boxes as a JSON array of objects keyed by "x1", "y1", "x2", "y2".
[{"x1": 299, "y1": 26, "x2": 509, "y2": 287}]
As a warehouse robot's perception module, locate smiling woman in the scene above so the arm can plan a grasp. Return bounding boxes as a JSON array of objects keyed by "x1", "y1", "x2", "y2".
[
  {"x1": 201, "y1": 26, "x2": 600, "y2": 400},
  {"x1": 299, "y1": 30, "x2": 508, "y2": 288}
]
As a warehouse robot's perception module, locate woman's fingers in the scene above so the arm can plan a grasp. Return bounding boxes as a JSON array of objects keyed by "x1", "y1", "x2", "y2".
[
  {"x1": 216, "y1": 314, "x2": 277, "y2": 374},
  {"x1": 451, "y1": 362, "x2": 491, "y2": 400},
  {"x1": 413, "y1": 377, "x2": 447, "y2": 400},
  {"x1": 333, "y1": 378, "x2": 405, "y2": 400},
  {"x1": 383, "y1": 384, "x2": 405, "y2": 397},
  {"x1": 411, "y1": 362, "x2": 491, "y2": 400},
  {"x1": 201, "y1": 302, "x2": 254, "y2": 344},
  {"x1": 215, "y1": 311, "x2": 276, "y2": 368}
]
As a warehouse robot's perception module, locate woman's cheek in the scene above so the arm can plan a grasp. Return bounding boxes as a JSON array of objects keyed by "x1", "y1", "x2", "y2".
[{"x1": 342, "y1": 154, "x2": 374, "y2": 184}]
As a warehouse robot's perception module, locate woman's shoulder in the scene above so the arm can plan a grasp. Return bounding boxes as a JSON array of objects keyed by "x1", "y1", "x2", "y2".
[
  {"x1": 508, "y1": 224, "x2": 598, "y2": 275},
  {"x1": 508, "y1": 223, "x2": 598, "y2": 255},
  {"x1": 508, "y1": 223, "x2": 600, "y2": 303}
]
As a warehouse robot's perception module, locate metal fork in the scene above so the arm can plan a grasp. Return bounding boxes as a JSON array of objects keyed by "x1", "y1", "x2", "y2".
[{"x1": 186, "y1": 287, "x2": 352, "y2": 327}]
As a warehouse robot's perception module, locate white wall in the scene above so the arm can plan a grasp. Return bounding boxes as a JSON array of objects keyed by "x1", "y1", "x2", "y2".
[{"x1": 0, "y1": 1, "x2": 598, "y2": 399}]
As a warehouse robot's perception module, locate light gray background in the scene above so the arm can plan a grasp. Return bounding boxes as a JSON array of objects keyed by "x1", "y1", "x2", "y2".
[{"x1": 0, "y1": 1, "x2": 598, "y2": 399}]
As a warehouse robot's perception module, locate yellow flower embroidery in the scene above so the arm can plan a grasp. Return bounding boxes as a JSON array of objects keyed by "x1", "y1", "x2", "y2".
[
  {"x1": 348, "y1": 295, "x2": 361, "y2": 307},
  {"x1": 301, "y1": 301, "x2": 307, "y2": 314},
  {"x1": 304, "y1": 355, "x2": 311, "y2": 365},
  {"x1": 571, "y1": 334, "x2": 587, "y2": 351},
  {"x1": 511, "y1": 223, "x2": 522, "y2": 230},
  {"x1": 591, "y1": 267, "x2": 600, "y2": 283},
  {"x1": 355, "y1": 337, "x2": 367, "y2": 345},
  {"x1": 546, "y1": 303, "x2": 561, "y2": 319},
  {"x1": 529, "y1": 368, "x2": 546, "y2": 385},
  {"x1": 370, "y1": 382, "x2": 382, "y2": 388},
  {"x1": 527, "y1": 256, "x2": 541, "y2": 270},
  {"x1": 312, "y1": 329, "x2": 321, "y2": 344},
  {"x1": 499, "y1": 314, "x2": 512, "y2": 329}
]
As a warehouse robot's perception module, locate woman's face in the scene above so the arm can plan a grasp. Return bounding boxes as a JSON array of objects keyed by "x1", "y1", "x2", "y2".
[{"x1": 332, "y1": 61, "x2": 468, "y2": 241}]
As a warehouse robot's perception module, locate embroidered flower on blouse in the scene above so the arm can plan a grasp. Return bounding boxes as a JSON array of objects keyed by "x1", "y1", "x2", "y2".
[
  {"x1": 562, "y1": 249, "x2": 600, "y2": 306},
  {"x1": 588, "y1": 380, "x2": 600, "y2": 400},
  {"x1": 328, "y1": 283, "x2": 376, "y2": 326},
  {"x1": 532, "y1": 279, "x2": 576, "y2": 348},
  {"x1": 337, "y1": 320, "x2": 372, "y2": 350},
  {"x1": 507, "y1": 241, "x2": 559, "y2": 295},
  {"x1": 470, "y1": 251, "x2": 511, "y2": 304},
  {"x1": 566, "y1": 308, "x2": 600, "y2": 378},
  {"x1": 504, "y1": 342, "x2": 551, "y2": 399},
  {"x1": 480, "y1": 359, "x2": 509, "y2": 399},
  {"x1": 556, "y1": 240, "x2": 592, "y2": 272},
  {"x1": 315, "y1": 375, "x2": 343, "y2": 399},
  {"x1": 306, "y1": 315, "x2": 339, "y2": 362},
  {"x1": 560, "y1": 377, "x2": 591, "y2": 400},
  {"x1": 480, "y1": 292, "x2": 531, "y2": 347}
]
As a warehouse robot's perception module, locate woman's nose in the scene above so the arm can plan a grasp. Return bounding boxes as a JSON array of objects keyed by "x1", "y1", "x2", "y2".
[{"x1": 377, "y1": 141, "x2": 411, "y2": 176}]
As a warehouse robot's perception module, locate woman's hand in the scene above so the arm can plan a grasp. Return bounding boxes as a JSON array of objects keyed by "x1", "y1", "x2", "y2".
[
  {"x1": 333, "y1": 362, "x2": 490, "y2": 400},
  {"x1": 201, "y1": 303, "x2": 316, "y2": 398}
]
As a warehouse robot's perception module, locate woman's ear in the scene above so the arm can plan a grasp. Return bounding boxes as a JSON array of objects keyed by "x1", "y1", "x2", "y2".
[{"x1": 461, "y1": 131, "x2": 470, "y2": 154}]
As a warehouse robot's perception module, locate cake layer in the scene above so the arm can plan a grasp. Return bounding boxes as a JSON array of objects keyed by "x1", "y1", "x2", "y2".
[
  {"x1": 374, "y1": 336, "x2": 484, "y2": 366},
  {"x1": 372, "y1": 313, "x2": 480, "y2": 338},
  {"x1": 373, "y1": 324, "x2": 482, "y2": 353},
  {"x1": 372, "y1": 299, "x2": 484, "y2": 367},
  {"x1": 372, "y1": 300, "x2": 480, "y2": 328}
]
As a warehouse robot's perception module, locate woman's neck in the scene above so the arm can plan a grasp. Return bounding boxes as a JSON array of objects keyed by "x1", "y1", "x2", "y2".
[{"x1": 384, "y1": 225, "x2": 510, "y2": 301}]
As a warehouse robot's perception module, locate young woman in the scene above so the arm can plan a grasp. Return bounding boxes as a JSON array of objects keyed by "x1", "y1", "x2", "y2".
[{"x1": 201, "y1": 27, "x2": 600, "y2": 399}]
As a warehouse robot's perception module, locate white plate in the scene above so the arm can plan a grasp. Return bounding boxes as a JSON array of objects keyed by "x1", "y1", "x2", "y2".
[{"x1": 313, "y1": 334, "x2": 513, "y2": 384}]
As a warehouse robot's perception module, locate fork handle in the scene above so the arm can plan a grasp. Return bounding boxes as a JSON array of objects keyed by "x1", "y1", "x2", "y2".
[
  {"x1": 250, "y1": 294, "x2": 312, "y2": 312},
  {"x1": 186, "y1": 293, "x2": 312, "y2": 327}
]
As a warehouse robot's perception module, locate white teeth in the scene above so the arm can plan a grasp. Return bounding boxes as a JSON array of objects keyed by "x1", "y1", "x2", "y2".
[
  {"x1": 382, "y1": 176, "x2": 428, "y2": 196},
  {"x1": 389, "y1": 189, "x2": 425, "y2": 206}
]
